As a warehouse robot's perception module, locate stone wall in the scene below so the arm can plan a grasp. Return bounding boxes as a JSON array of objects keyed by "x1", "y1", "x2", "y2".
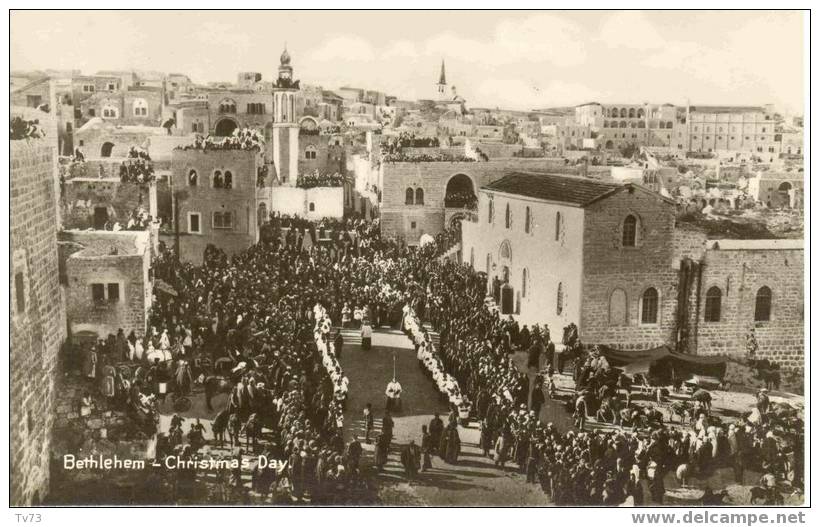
[
  {"x1": 63, "y1": 249, "x2": 151, "y2": 338},
  {"x1": 271, "y1": 186, "x2": 345, "y2": 220},
  {"x1": 62, "y1": 176, "x2": 155, "y2": 229},
  {"x1": 297, "y1": 134, "x2": 346, "y2": 175},
  {"x1": 696, "y1": 246, "x2": 804, "y2": 369},
  {"x1": 169, "y1": 149, "x2": 262, "y2": 263},
  {"x1": 11, "y1": 139, "x2": 67, "y2": 505},
  {"x1": 380, "y1": 158, "x2": 593, "y2": 243},
  {"x1": 580, "y1": 188, "x2": 680, "y2": 350}
]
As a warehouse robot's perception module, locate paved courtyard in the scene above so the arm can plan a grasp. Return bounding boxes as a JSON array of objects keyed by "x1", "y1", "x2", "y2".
[{"x1": 337, "y1": 327, "x2": 551, "y2": 506}]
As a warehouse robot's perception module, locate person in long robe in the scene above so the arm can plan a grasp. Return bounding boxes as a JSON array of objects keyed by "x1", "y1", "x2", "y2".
[
  {"x1": 428, "y1": 413, "x2": 443, "y2": 455},
  {"x1": 374, "y1": 433, "x2": 389, "y2": 470},
  {"x1": 443, "y1": 422, "x2": 461, "y2": 464}
]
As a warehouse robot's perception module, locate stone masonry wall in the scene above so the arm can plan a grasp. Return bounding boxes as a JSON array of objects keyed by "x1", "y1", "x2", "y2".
[
  {"x1": 696, "y1": 248, "x2": 804, "y2": 369},
  {"x1": 62, "y1": 177, "x2": 153, "y2": 229},
  {"x1": 170, "y1": 149, "x2": 261, "y2": 263},
  {"x1": 11, "y1": 140, "x2": 67, "y2": 505},
  {"x1": 580, "y1": 189, "x2": 680, "y2": 350},
  {"x1": 65, "y1": 253, "x2": 149, "y2": 338},
  {"x1": 380, "y1": 158, "x2": 591, "y2": 243}
]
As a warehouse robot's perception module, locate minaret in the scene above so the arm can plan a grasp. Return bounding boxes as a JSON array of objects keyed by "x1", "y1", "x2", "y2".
[
  {"x1": 272, "y1": 45, "x2": 300, "y2": 185},
  {"x1": 436, "y1": 60, "x2": 447, "y2": 99}
]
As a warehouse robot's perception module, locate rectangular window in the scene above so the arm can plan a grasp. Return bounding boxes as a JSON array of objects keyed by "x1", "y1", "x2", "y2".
[
  {"x1": 92, "y1": 283, "x2": 106, "y2": 303},
  {"x1": 107, "y1": 283, "x2": 120, "y2": 302},
  {"x1": 189, "y1": 212, "x2": 201, "y2": 233},
  {"x1": 108, "y1": 83, "x2": 116, "y2": 91},
  {"x1": 14, "y1": 272, "x2": 25, "y2": 314},
  {"x1": 88, "y1": 109, "x2": 96, "y2": 117},
  {"x1": 410, "y1": 221, "x2": 417, "y2": 230},
  {"x1": 213, "y1": 211, "x2": 233, "y2": 230}
]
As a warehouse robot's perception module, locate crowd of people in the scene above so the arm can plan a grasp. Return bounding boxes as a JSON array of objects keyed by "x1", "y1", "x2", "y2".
[
  {"x1": 119, "y1": 158, "x2": 156, "y2": 185},
  {"x1": 382, "y1": 151, "x2": 477, "y2": 163},
  {"x1": 296, "y1": 170, "x2": 347, "y2": 189},
  {"x1": 176, "y1": 128, "x2": 265, "y2": 152},
  {"x1": 76, "y1": 211, "x2": 803, "y2": 504},
  {"x1": 443, "y1": 190, "x2": 478, "y2": 209},
  {"x1": 382, "y1": 132, "x2": 440, "y2": 154}
]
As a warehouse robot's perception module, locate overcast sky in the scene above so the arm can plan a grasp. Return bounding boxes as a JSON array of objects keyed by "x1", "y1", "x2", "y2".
[{"x1": 11, "y1": 10, "x2": 806, "y2": 113}]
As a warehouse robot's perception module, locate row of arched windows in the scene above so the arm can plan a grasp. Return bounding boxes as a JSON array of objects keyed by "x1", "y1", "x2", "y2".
[
  {"x1": 405, "y1": 187, "x2": 424, "y2": 205},
  {"x1": 607, "y1": 107, "x2": 645, "y2": 119},
  {"x1": 491, "y1": 200, "x2": 562, "y2": 241},
  {"x1": 188, "y1": 169, "x2": 233, "y2": 189},
  {"x1": 219, "y1": 99, "x2": 237, "y2": 114},
  {"x1": 607, "y1": 285, "x2": 773, "y2": 326}
]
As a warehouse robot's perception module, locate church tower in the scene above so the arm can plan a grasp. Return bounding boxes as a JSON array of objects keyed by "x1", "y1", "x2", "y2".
[
  {"x1": 436, "y1": 60, "x2": 447, "y2": 99},
  {"x1": 272, "y1": 45, "x2": 300, "y2": 185}
]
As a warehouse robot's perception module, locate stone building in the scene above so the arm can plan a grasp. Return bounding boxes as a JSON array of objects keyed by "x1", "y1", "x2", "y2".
[
  {"x1": 168, "y1": 148, "x2": 266, "y2": 263},
  {"x1": 59, "y1": 230, "x2": 153, "y2": 340},
  {"x1": 60, "y1": 164, "x2": 158, "y2": 230},
  {"x1": 73, "y1": 118, "x2": 170, "y2": 159},
  {"x1": 691, "y1": 239, "x2": 804, "y2": 369},
  {"x1": 461, "y1": 171, "x2": 804, "y2": 368},
  {"x1": 683, "y1": 106, "x2": 780, "y2": 156},
  {"x1": 377, "y1": 158, "x2": 612, "y2": 244},
  {"x1": 746, "y1": 171, "x2": 804, "y2": 209},
  {"x1": 11, "y1": 128, "x2": 67, "y2": 505},
  {"x1": 78, "y1": 88, "x2": 164, "y2": 127}
]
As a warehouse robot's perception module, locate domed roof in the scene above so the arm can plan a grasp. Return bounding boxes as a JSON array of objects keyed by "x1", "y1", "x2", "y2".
[{"x1": 280, "y1": 47, "x2": 291, "y2": 66}]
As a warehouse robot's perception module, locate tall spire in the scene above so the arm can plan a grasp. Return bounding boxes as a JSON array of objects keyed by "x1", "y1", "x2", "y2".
[{"x1": 438, "y1": 60, "x2": 446, "y2": 85}]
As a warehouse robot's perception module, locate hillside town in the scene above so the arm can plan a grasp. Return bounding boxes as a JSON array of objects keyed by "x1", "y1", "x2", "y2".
[{"x1": 11, "y1": 20, "x2": 805, "y2": 508}]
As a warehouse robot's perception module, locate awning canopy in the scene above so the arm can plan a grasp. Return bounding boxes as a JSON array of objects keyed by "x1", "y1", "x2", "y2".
[{"x1": 600, "y1": 345, "x2": 727, "y2": 379}]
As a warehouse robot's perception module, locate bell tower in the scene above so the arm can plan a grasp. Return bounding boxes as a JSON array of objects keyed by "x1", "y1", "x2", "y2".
[
  {"x1": 272, "y1": 45, "x2": 300, "y2": 185},
  {"x1": 436, "y1": 60, "x2": 447, "y2": 99}
]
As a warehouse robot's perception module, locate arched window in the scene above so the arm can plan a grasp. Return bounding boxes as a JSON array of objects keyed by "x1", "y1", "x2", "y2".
[
  {"x1": 213, "y1": 170, "x2": 224, "y2": 189},
  {"x1": 224, "y1": 171, "x2": 233, "y2": 189},
  {"x1": 132, "y1": 98, "x2": 148, "y2": 116},
  {"x1": 505, "y1": 203, "x2": 511, "y2": 229},
  {"x1": 188, "y1": 169, "x2": 198, "y2": 186},
  {"x1": 500, "y1": 240, "x2": 512, "y2": 261},
  {"x1": 603, "y1": 121, "x2": 609, "y2": 128},
  {"x1": 666, "y1": 121, "x2": 673, "y2": 129},
  {"x1": 470, "y1": 247, "x2": 475, "y2": 267},
  {"x1": 488, "y1": 197, "x2": 494, "y2": 223},
  {"x1": 405, "y1": 188, "x2": 414, "y2": 205},
  {"x1": 705, "y1": 286, "x2": 722, "y2": 322},
  {"x1": 305, "y1": 145, "x2": 317, "y2": 159},
  {"x1": 620, "y1": 108, "x2": 627, "y2": 118},
  {"x1": 486, "y1": 253, "x2": 491, "y2": 275},
  {"x1": 554, "y1": 211, "x2": 562, "y2": 241},
  {"x1": 415, "y1": 188, "x2": 424, "y2": 205},
  {"x1": 192, "y1": 121, "x2": 199, "y2": 133},
  {"x1": 524, "y1": 206, "x2": 531, "y2": 234},
  {"x1": 622, "y1": 215, "x2": 638, "y2": 247},
  {"x1": 522, "y1": 268, "x2": 528, "y2": 298},
  {"x1": 219, "y1": 99, "x2": 237, "y2": 114},
  {"x1": 609, "y1": 288, "x2": 628, "y2": 326},
  {"x1": 637, "y1": 109, "x2": 645, "y2": 118},
  {"x1": 620, "y1": 121, "x2": 627, "y2": 128},
  {"x1": 640, "y1": 288, "x2": 659, "y2": 324},
  {"x1": 628, "y1": 108, "x2": 636, "y2": 118},
  {"x1": 754, "y1": 286, "x2": 772, "y2": 321},
  {"x1": 556, "y1": 282, "x2": 564, "y2": 315}
]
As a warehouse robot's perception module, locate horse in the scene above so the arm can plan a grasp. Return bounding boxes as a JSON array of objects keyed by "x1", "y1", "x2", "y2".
[
  {"x1": 228, "y1": 413, "x2": 242, "y2": 447},
  {"x1": 204, "y1": 375, "x2": 233, "y2": 411},
  {"x1": 212, "y1": 409, "x2": 230, "y2": 447},
  {"x1": 242, "y1": 413, "x2": 262, "y2": 451},
  {"x1": 670, "y1": 401, "x2": 694, "y2": 424}
]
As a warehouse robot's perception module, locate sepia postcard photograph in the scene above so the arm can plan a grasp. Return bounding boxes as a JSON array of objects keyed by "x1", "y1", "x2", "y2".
[{"x1": 6, "y1": 6, "x2": 812, "y2": 516}]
